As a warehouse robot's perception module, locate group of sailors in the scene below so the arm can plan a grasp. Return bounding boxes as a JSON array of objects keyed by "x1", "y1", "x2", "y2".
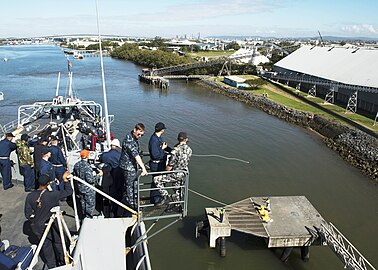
[
  {"x1": 0, "y1": 132, "x2": 67, "y2": 192},
  {"x1": 0, "y1": 122, "x2": 192, "y2": 268},
  {"x1": 119, "y1": 122, "x2": 192, "y2": 214},
  {"x1": 0, "y1": 120, "x2": 192, "y2": 215}
]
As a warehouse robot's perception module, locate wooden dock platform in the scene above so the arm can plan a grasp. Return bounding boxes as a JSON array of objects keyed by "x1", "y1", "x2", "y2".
[
  {"x1": 225, "y1": 196, "x2": 326, "y2": 248},
  {"x1": 138, "y1": 74, "x2": 169, "y2": 89}
]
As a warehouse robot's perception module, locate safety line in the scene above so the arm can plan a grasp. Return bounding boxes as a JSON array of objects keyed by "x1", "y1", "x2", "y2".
[
  {"x1": 192, "y1": 154, "x2": 250, "y2": 164},
  {"x1": 188, "y1": 188, "x2": 258, "y2": 216}
]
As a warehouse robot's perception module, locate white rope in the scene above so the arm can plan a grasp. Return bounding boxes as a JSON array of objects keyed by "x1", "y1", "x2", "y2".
[{"x1": 192, "y1": 154, "x2": 250, "y2": 164}]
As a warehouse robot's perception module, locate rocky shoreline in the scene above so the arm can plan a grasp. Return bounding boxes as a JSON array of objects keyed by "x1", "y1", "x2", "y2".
[{"x1": 198, "y1": 79, "x2": 378, "y2": 182}]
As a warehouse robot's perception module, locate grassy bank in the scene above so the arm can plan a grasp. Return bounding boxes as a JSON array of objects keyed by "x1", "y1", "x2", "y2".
[{"x1": 213, "y1": 75, "x2": 378, "y2": 134}]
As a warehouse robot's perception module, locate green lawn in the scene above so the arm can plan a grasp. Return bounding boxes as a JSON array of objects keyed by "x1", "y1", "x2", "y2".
[
  {"x1": 281, "y1": 85, "x2": 378, "y2": 131},
  {"x1": 211, "y1": 76, "x2": 378, "y2": 133}
]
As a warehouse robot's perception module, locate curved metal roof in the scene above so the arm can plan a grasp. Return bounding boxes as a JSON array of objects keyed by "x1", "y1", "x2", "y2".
[{"x1": 274, "y1": 45, "x2": 378, "y2": 88}]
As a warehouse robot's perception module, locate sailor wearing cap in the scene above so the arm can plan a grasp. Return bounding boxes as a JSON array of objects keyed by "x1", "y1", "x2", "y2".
[
  {"x1": 153, "y1": 132, "x2": 192, "y2": 209},
  {"x1": 39, "y1": 148, "x2": 57, "y2": 190},
  {"x1": 24, "y1": 172, "x2": 73, "y2": 268},
  {"x1": 148, "y1": 122, "x2": 172, "y2": 205},
  {"x1": 16, "y1": 134, "x2": 35, "y2": 192},
  {"x1": 73, "y1": 149, "x2": 103, "y2": 218},
  {"x1": 0, "y1": 132, "x2": 17, "y2": 190},
  {"x1": 148, "y1": 122, "x2": 171, "y2": 172},
  {"x1": 99, "y1": 139, "x2": 122, "y2": 216},
  {"x1": 49, "y1": 136, "x2": 67, "y2": 191},
  {"x1": 33, "y1": 136, "x2": 49, "y2": 178},
  {"x1": 99, "y1": 139, "x2": 121, "y2": 169}
]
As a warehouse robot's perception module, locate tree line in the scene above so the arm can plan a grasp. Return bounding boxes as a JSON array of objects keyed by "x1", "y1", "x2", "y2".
[{"x1": 111, "y1": 43, "x2": 193, "y2": 68}]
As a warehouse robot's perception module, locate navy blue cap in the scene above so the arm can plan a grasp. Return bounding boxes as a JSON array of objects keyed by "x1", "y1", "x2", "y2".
[{"x1": 155, "y1": 122, "x2": 166, "y2": 131}]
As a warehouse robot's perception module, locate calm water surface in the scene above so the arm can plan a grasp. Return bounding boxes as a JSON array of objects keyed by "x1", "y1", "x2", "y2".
[{"x1": 0, "y1": 46, "x2": 377, "y2": 270}]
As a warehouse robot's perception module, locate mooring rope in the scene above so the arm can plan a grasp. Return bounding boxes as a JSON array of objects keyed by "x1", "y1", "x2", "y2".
[
  {"x1": 192, "y1": 154, "x2": 250, "y2": 164},
  {"x1": 188, "y1": 188, "x2": 258, "y2": 216}
]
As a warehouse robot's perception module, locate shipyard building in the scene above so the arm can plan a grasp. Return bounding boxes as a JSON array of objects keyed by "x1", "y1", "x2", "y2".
[{"x1": 271, "y1": 45, "x2": 378, "y2": 115}]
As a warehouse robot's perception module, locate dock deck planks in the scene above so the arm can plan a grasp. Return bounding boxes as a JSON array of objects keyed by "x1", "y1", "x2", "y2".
[{"x1": 224, "y1": 196, "x2": 326, "y2": 247}]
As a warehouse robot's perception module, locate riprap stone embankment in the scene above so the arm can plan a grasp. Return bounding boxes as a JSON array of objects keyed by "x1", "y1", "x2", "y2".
[{"x1": 198, "y1": 79, "x2": 378, "y2": 181}]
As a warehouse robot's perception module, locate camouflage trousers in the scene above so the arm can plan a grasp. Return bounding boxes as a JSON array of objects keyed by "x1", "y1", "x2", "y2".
[
  {"x1": 79, "y1": 189, "x2": 96, "y2": 218},
  {"x1": 121, "y1": 169, "x2": 138, "y2": 210},
  {"x1": 153, "y1": 172, "x2": 185, "y2": 201}
]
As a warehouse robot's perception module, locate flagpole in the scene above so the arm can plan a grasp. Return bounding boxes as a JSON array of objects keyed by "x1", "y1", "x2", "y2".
[
  {"x1": 96, "y1": 0, "x2": 111, "y2": 148},
  {"x1": 67, "y1": 58, "x2": 73, "y2": 99}
]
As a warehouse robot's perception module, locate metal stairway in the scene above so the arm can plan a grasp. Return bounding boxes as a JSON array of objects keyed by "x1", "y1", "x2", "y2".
[{"x1": 320, "y1": 223, "x2": 376, "y2": 270}]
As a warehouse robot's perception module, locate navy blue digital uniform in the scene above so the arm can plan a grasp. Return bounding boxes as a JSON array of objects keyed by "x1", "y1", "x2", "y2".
[
  {"x1": 0, "y1": 138, "x2": 17, "y2": 189},
  {"x1": 119, "y1": 131, "x2": 141, "y2": 210}
]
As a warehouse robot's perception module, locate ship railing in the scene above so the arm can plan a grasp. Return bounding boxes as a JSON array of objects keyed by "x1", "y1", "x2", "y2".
[
  {"x1": 70, "y1": 175, "x2": 138, "y2": 231},
  {"x1": 0, "y1": 119, "x2": 19, "y2": 136},
  {"x1": 320, "y1": 222, "x2": 376, "y2": 270},
  {"x1": 18, "y1": 104, "x2": 46, "y2": 126},
  {"x1": 137, "y1": 170, "x2": 189, "y2": 222}
]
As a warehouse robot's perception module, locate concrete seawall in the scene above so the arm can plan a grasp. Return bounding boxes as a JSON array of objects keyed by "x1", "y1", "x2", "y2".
[{"x1": 198, "y1": 79, "x2": 378, "y2": 181}]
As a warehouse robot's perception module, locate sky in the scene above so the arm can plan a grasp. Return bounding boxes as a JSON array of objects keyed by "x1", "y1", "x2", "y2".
[{"x1": 1, "y1": 0, "x2": 378, "y2": 39}]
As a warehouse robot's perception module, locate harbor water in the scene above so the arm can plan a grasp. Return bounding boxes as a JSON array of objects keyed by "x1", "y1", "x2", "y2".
[{"x1": 0, "y1": 46, "x2": 377, "y2": 270}]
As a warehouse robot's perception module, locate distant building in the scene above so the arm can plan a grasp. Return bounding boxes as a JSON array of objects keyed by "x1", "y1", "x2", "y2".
[
  {"x1": 166, "y1": 39, "x2": 197, "y2": 47},
  {"x1": 224, "y1": 76, "x2": 249, "y2": 88},
  {"x1": 273, "y1": 45, "x2": 378, "y2": 114},
  {"x1": 231, "y1": 48, "x2": 270, "y2": 65}
]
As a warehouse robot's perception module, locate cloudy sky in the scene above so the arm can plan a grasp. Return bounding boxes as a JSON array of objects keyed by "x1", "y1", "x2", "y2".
[{"x1": 1, "y1": 0, "x2": 378, "y2": 38}]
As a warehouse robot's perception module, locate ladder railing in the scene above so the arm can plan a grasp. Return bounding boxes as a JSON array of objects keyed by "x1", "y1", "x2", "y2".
[
  {"x1": 137, "y1": 170, "x2": 189, "y2": 221},
  {"x1": 320, "y1": 223, "x2": 376, "y2": 270}
]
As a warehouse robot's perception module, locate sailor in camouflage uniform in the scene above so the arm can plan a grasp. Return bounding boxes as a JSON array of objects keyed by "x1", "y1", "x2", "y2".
[
  {"x1": 73, "y1": 150, "x2": 103, "y2": 218},
  {"x1": 16, "y1": 134, "x2": 35, "y2": 191},
  {"x1": 119, "y1": 123, "x2": 148, "y2": 213},
  {"x1": 153, "y1": 132, "x2": 192, "y2": 202}
]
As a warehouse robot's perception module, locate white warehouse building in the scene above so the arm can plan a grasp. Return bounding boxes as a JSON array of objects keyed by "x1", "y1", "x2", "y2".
[{"x1": 272, "y1": 45, "x2": 378, "y2": 115}]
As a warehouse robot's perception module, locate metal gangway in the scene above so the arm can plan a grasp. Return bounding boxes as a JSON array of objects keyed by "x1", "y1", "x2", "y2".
[
  {"x1": 320, "y1": 222, "x2": 376, "y2": 270},
  {"x1": 149, "y1": 52, "x2": 256, "y2": 76}
]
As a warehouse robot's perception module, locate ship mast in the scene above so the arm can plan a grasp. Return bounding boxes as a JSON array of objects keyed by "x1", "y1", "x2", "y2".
[{"x1": 96, "y1": 0, "x2": 111, "y2": 147}]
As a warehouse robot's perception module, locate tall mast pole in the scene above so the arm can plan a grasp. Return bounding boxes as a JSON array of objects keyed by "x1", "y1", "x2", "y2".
[
  {"x1": 55, "y1": 72, "x2": 61, "y2": 98},
  {"x1": 96, "y1": 0, "x2": 111, "y2": 147}
]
